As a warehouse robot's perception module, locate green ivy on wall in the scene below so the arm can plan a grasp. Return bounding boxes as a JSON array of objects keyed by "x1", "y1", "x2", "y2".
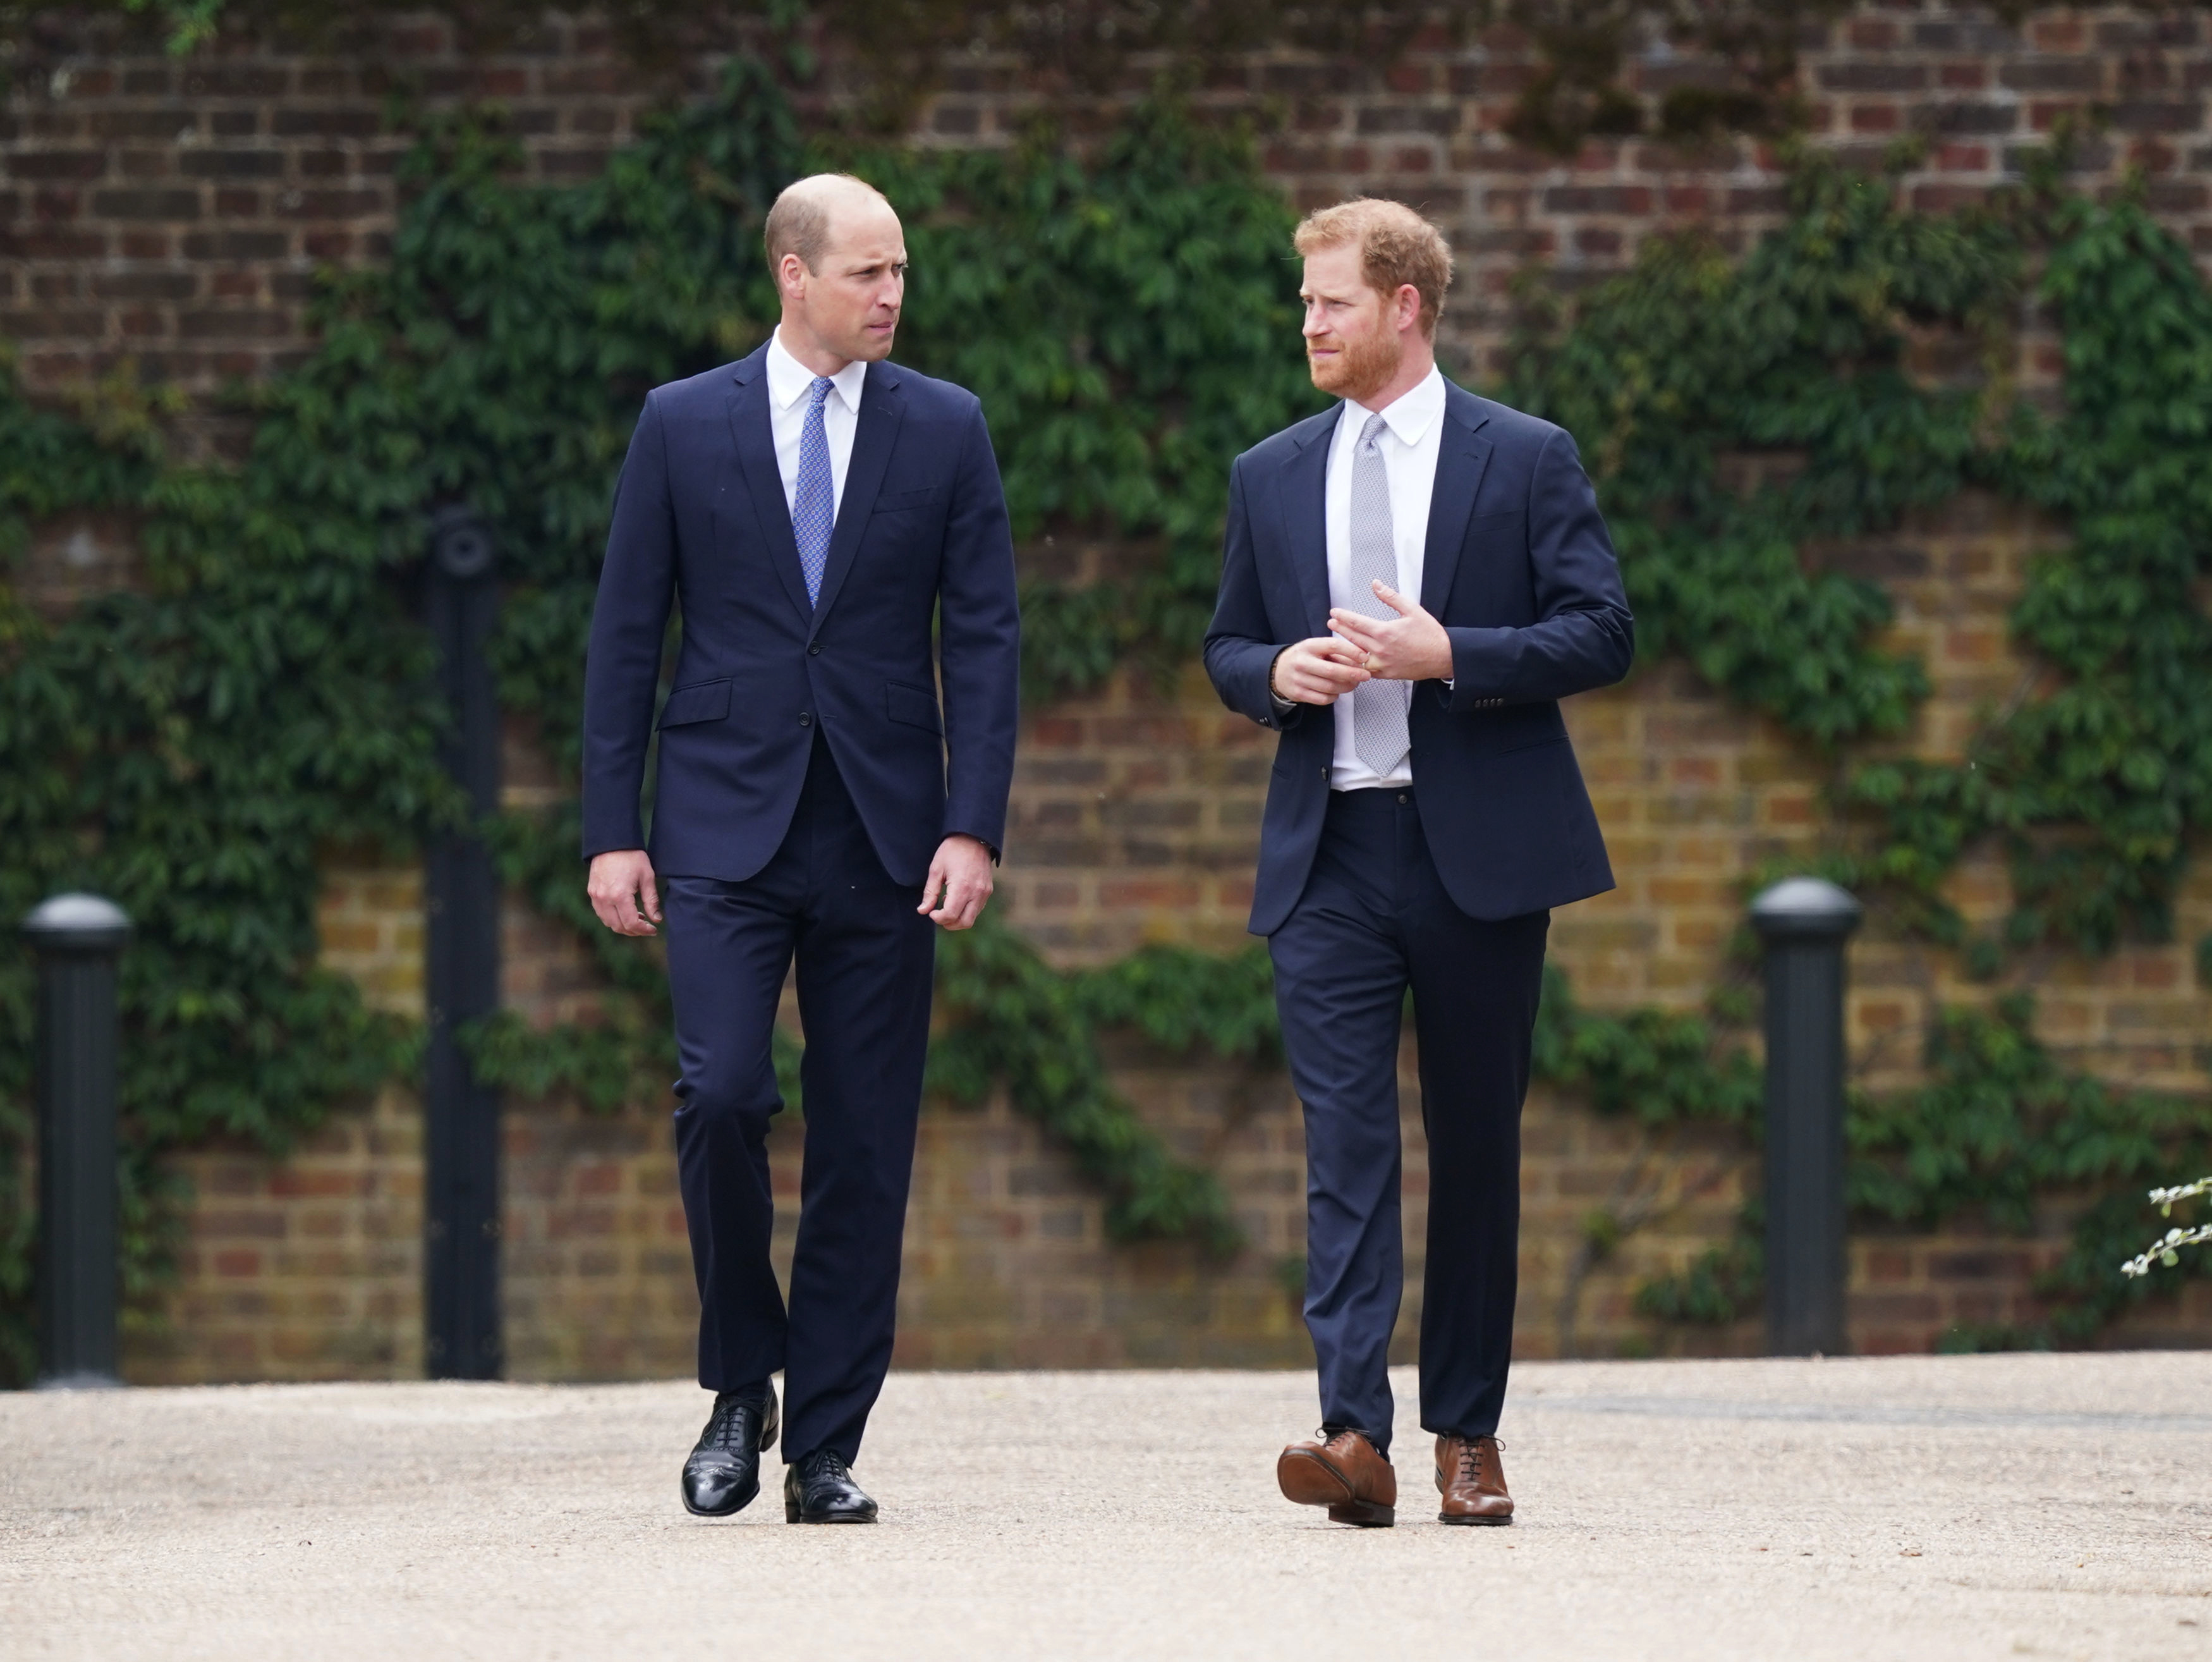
[
  {"x1": 1852, "y1": 194, "x2": 2212, "y2": 959},
  {"x1": 1508, "y1": 141, "x2": 2212, "y2": 962},
  {"x1": 0, "y1": 59, "x2": 1320, "y2": 1381},
  {"x1": 5, "y1": 61, "x2": 2212, "y2": 1383},
  {"x1": 0, "y1": 358, "x2": 448, "y2": 1384},
  {"x1": 1507, "y1": 142, "x2": 2212, "y2": 1342}
]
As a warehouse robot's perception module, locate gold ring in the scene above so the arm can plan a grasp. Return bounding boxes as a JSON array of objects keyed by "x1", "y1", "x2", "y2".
[{"x1": 1365, "y1": 654, "x2": 1382, "y2": 673}]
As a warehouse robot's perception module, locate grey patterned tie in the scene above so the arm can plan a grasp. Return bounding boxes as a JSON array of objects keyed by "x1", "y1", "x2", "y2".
[{"x1": 1347, "y1": 412, "x2": 1411, "y2": 778}]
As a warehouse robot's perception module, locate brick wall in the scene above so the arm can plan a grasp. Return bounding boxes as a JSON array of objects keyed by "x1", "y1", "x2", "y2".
[
  {"x1": 3, "y1": 8, "x2": 719, "y2": 458},
  {"x1": 135, "y1": 863, "x2": 425, "y2": 1381},
  {"x1": 129, "y1": 493, "x2": 2212, "y2": 1381},
  {"x1": 11, "y1": 7, "x2": 2211, "y2": 425},
  {"x1": 10, "y1": 5, "x2": 2212, "y2": 1379}
]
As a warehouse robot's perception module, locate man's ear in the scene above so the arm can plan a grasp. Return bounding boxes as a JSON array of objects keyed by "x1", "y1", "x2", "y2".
[{"x1": 1397, "y1": 283, "x2": 1421, "y2": 336}]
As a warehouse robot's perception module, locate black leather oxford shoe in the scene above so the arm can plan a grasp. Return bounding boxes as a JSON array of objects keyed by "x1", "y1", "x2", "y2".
[
  {"x1": 783, "y1": 1450, "x2": 877, "y2": 1524},
  {"x1": 681, "y1": 1384, "x2": 780, "y2": 1517}
]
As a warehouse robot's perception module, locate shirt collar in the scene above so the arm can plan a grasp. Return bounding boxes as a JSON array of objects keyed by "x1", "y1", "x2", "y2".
[
  {"x1": 1340, "y1": 364, "x2": 1447, "y2": 448},
  {"x1": 767, "y1": 328, "x2": 868, "y2": 413}
]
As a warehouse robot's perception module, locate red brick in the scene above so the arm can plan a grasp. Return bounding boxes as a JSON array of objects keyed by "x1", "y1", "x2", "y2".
[{"x1": 1866, "y1": 1249, "x2": 1913, "y2": 1283}]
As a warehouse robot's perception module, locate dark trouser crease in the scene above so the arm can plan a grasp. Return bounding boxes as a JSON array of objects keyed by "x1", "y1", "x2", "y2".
[
  {"x1": 1268, "y1": 785, "x2": 1550, "y2": 1460},
  {"x1": 664, "y1": 736, "x2": 934, "y2": 1467}
]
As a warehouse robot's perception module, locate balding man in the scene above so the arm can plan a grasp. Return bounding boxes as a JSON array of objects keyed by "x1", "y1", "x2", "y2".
[{"x1": 582, "y1": 173, "x2": 1020, "y2": 1524}]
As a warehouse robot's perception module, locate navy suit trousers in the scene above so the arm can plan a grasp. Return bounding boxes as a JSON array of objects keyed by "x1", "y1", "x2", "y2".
[
  {"x1": 1268, "y1": 786, "x2": 1549, "y2": 1457},
  {"x1": 663, "y1": 736, "x2": 935, "y2": 1467}
]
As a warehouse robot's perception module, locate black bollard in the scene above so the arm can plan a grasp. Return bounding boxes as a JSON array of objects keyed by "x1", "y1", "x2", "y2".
[
  {"x1": 21, "y1": 892, "x2": 132, "y2": 1389},
  {"x1": 423, "y1": 505, "x2": 504, "y2": 1379},
  {"x1": 1749, "y1": 877, "x2": 1861, "y2": 1357}
]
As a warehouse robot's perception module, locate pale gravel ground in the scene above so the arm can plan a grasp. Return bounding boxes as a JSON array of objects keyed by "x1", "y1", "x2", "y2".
[{"x1": 3, "y1": 1354, "x2": 2211, "y2": 1661}]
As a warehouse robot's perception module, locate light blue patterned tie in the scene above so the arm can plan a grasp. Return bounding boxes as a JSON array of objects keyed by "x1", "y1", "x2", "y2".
[{"x1": 793, "y1": 376, "x2": 835, "y2": 607}]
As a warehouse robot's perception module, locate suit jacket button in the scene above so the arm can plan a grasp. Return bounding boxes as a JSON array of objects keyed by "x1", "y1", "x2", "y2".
[
  {"x1": 798, "y1": 712, "x2": 813, "y2": 728},
  {"x1": 808, "y1": 643, "x2": 822, "y2": 656}
]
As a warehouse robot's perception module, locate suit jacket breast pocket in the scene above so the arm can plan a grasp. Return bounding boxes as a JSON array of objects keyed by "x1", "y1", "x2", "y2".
[
  {"x1": 658, "y1": 678, "x2": 731, "y2": 729},
  {"x1": 873, "y1": 487, "x2": 939, "y2": 516},
  {"x1": 1462, "y1": 508, "x2": 1524, "y2": 552},
  {"x1": 1447, "y1": 509, "x2": 1535, "y2": 621}
]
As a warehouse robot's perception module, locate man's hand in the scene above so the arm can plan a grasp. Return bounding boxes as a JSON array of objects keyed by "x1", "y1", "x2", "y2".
[
  {"x1": 588, "y1": 848, "x2": 661, "y2": 937},
  {"x1": 1270, "y1": 635, "x2": 1372, "y2": 706},
  {"x1": 1328, "y1": 580, "x2": 1454, "y2": 682},
  {"x1": 919, "y1": 834, "x2": 995, "y2": 931}
]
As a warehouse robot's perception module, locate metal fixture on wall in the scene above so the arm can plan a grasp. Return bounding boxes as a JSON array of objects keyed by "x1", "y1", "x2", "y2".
[
  {"x1": 21, "y1": 891, "x2": 131, "y2": 1389},
  {"x1": 1750, "y1": 876, "x2": 1862, "y2": 1358},
  {"x1": 424, "y1": 504, "x2": 504, "y2": 1380}
]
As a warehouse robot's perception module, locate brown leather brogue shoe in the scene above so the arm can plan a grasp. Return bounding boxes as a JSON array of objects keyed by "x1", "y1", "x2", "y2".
[
  {"x1": 1435, "y1": 1433, "x2": 1512, "y2": 1524},
  {"x1": 1277, "y1": 1427, "x2": 1396, "y2": 1527}
]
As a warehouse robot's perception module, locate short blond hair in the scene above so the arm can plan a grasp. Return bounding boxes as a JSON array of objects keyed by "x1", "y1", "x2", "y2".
[{"x1": 1294, "y1": 199, "x2": 1454, "y2": 338}]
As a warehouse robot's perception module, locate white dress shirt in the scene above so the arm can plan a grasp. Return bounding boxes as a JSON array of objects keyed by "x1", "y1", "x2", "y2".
[
  {"x1": 765, "y1": 327, "x2": 868, "y2": 520},
  {"x1": 1323, "y1": 364, "x2": 1447, "y2": 790}
]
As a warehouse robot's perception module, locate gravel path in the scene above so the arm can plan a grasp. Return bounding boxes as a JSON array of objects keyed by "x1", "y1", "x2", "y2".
[{"x1": 4, "y1": 1353, "x2": 2210, "y2": 1660}]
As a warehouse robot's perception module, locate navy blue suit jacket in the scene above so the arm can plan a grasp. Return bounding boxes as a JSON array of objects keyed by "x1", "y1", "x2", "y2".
[
  {"x1": 581, "y1": 343, "x2": 1021, "y2": 887},
  {"x1": 1204, "y1": 380, "x2": 1634, "y2": 935}
]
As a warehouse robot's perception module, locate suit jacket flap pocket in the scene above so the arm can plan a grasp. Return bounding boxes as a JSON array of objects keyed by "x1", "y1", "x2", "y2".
[
  {"x1": 885, "y1": 680, "x2": 944, "y2": 734},
  {"x1": 657, "y1": 679, "x2": 731, "y2": 729}
]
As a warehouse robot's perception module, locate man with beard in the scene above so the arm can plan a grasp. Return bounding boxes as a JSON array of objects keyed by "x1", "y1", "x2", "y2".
[
  {"x1": 582, "y1": 173, "x2": 1019, "y2": 1524},
  {"x1": 1204, "y1": 199, "x2": 1632, "y2": 1527}
]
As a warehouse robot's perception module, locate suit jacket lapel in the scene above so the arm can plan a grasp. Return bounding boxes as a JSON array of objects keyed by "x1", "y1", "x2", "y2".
[
  {"x1": 1420, "y1": 384, "x2": 1495, "y2": 614},
  {"x1": 806, "y1": 362, "x2": 905, "y2": 637},
  {"x1": 1276, "y1": 412, "x2": 1335, "y2": 639},
  {"x1": 725, "y1": 347, "x2": 813, "y2": 625}
]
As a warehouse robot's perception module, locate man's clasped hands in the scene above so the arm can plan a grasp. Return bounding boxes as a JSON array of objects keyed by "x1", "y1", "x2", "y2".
[{"x1": 1270, "y1": 578, "x2": 1458, "y2": 706}]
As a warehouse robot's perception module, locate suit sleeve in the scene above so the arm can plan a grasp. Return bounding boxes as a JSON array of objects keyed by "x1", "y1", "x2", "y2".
[
  {"x1": 937, "y1": 399, "x2": 1022, "y2": 859},
  {"x1": 1442, "y1": 425, "x2": 1635, "y2": 711},
  {"x1": 1203, "y1": 456, "x2": 1304, "y2": 731},
  {"x1": 580, "y1": 390, "x2": 677, "y2": 859}
]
